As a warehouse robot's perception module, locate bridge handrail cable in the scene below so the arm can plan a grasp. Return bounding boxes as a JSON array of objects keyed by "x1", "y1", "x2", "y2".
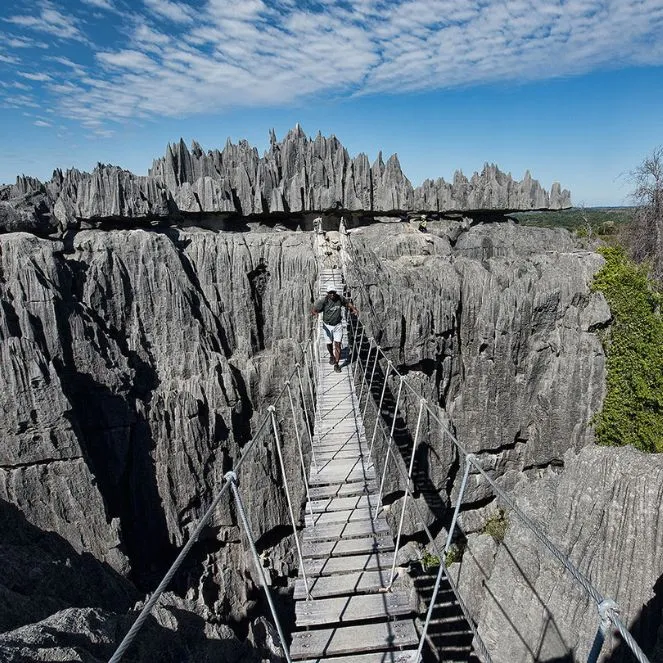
[{"x1": 108, "y1": 322, "x2": 320, "y2": 663}]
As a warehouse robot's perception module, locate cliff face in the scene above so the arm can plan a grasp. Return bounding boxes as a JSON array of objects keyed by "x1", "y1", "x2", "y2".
[
  {"x1": 344, "y1": 221, "x2": 608, "y2": 479},
  {"x1": 452, "y1": 445, "x2": 663, "y2": 663},
  {"x1": 0, "y1": 228, "x2": 317, "y2": 648},
  {"x1": 341, "y1": 221, "x2": 662, "y2": 661},
  {"x1": 2, "y1": 218, "x2": 660, "y2": 662},
  {"x1": 0, "y1": 128, "x2": 571, "y2": 237}
]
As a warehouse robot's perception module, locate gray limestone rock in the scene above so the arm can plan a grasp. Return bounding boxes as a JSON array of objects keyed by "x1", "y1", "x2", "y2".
[
  {"x1": 2, "y1": 218, "x2": 658, "y2": 663},
  {"x1": 0, "y1": 227, "x2": 317, "y2": 642},
  {"x1": 1, "y1": 129, "x2": 570, "y2": 235},
  {"x1": 343, "y1": 221, "x2": 608, "y2": 505},
  {"x1": 0, "y1": 599, "x2": 252, "y2": 662},
  {"x1": 475, "y1": 446, "x2": 663, "y2": 663}
]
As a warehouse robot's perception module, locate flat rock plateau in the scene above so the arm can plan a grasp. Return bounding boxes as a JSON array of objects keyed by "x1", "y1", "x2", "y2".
[{"x1": 0, "y1": 128, "x2": 660, "y2": 663}]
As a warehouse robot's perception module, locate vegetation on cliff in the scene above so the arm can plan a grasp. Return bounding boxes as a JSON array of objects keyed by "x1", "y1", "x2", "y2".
[{"x1": 592, "y1": 245, "x2": 663, "y2": 452}]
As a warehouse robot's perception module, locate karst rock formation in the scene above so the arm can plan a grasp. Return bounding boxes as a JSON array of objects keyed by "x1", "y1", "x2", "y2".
[
  {"x1": 0, "y1": 126, "x2": 571, "y2": 237},
  {"x1": 0, "y1": 130, "x2": 660, "y2": 663}
]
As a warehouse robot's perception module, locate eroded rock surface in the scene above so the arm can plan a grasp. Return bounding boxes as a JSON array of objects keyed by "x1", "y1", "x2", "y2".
[
  {"x1": 0, "y1": 228, "x2": 317, "y2": 653},
  {"x1": 454, "y1": 446, "x2": 663, "y2": 663},
  {"x1": 2, "y1": 218, "x2": 661, "y2": 663},
  {"x1": 343, "y1": 220, "x2": 608, "y2": 500},
  {"x1": 0, "y1": 128, "x2": 571, "y2": 235}
]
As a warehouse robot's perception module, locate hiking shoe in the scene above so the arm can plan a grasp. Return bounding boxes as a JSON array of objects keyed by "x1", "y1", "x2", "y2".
[
  {"x1": 334, "y1": 363, "x2": 341, "y2": 373},
  {"x1": 328, "y1": 356, "x2": 335, "y2": 365}
]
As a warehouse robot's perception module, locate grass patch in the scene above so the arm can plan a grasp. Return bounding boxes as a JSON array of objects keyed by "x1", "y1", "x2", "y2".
[
  {"x1": 591, "y1": 246, "x2": 663, "y2": 452},
  {"x1": 483, "y1": 508, "x2": 508, "y2": 542}
]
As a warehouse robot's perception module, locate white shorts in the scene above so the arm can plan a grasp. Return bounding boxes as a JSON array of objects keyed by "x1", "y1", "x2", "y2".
[{"x1": 323, "y1": 322, "x2": 343, "y2": 343}]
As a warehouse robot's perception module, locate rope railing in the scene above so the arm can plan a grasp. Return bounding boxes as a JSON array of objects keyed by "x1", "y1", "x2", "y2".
[
  {"x1": 341, "y1": 234, "x2": 651, "y2": 663},
  {"x1": 349, "y1": 328, "x2": 493, "y2": 663},
  {"x1": 108, "y1": 323, "x2": 320, "y2": 663}
]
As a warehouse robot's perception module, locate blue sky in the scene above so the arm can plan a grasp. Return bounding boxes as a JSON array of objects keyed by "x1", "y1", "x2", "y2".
[{"x1": 1, "y1": 0, "x2": 662, "y2": 206}]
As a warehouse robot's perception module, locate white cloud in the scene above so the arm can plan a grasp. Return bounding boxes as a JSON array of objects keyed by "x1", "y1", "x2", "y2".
[
  {"x1": 7, "y1": 0, "x2": 663, "y2": 131},
  {"x1": 0, "y1": 54, "x2": 20, "y2": 64},
  {"x1": 18, "y1": 71, "x2": 52, "y2": 82},
  {"x1": 34, "y1": 119, "x2": 52, "y2": 127},
  {"x1": 47, "y1": 55, "x2": 87, "y2": 76},
  {"x1": 2, "y1": 94, "x2": 39, "y2": 108},
  {"x1": 7, "y1": 37, "x2": 34, "y2": 48},
  {"x1": 143, "y1": 0, "x2": 194, "y2": 24},
  {"x1": 5, "y1": 2, "x2": 86, "y2": 41},
  {"x1": 81, "y1": 0, "x2": 115, "y2": 10}
]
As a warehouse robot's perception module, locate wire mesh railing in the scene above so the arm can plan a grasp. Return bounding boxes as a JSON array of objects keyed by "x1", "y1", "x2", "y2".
[
  {"x1": 342, "y1": 232, "x2": 652, "y2": 663},
  {"x1": 108, "y1": 322, "x2": 320, "y2": 663}
]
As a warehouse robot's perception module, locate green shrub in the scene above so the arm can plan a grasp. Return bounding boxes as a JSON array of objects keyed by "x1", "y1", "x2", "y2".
[
  {"x1": 483, "y1": 508, "x2": 508, "y2": 542},
  {"x1": 591, "y1": 246, "x2": 663, "y2": 452},
  {"x1": 444, "y1": 545, "x2": 462, "y2": 567},
  {"x1": 421, "y1": 550, "x2": 440, "y2": 570}
]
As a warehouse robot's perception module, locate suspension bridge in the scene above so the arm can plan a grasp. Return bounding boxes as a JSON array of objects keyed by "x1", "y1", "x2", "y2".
[{"x1": 107, "y1": 229, "x2": 651, "y2": 663}]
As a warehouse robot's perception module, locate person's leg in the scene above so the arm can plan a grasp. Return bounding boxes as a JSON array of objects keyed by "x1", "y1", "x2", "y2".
[
  {"x1": 323, "y1": 325, "x2": 335, "y2": 363},
  {"x1": 332, "y1": 324, "x2": 343, "y2": 371}
]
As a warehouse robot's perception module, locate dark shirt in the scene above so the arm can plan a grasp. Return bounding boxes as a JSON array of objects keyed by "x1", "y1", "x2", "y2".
[{"x1": 313, "y1": 295, "x2": 348, "y2": 326}]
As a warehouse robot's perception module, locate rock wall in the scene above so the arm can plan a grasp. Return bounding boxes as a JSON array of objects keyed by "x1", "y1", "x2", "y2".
[
  {"x1": 0, "y1": 127, "x2": 571, "y2": 236},
  {"x1": 0, "y1": 227, "x2": 318, "y2": 654},
  {"x1": 3, "y1": 217, "x2": 661, "y2": 662},
  {"x1": 340, "y1": 220, "x2": 662, "y2": 661},
  {"x1": 343, "y1": 220, "x2": 608, "y2": 482},
  {"x1": 453, "y1": 446, "x2": 663, "y2": 663}
]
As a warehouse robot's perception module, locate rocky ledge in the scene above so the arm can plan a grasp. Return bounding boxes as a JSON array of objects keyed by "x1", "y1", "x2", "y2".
[{"x1": 0, "y1": 126, "x2": 570, "y2": 236}]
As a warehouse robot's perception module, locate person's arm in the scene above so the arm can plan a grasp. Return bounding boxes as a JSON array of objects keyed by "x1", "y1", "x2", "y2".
[
  {"x1": 311, "y1": 298, "x2": 324, "y2": 316},
  {"x1": 345, "y1": 300, "x2": 359, "y2": 316}
]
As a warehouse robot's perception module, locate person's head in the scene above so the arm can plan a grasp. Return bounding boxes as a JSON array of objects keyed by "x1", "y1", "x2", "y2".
[{"x1": 326, "y1": 287, "x2": 339, "y2": 300}]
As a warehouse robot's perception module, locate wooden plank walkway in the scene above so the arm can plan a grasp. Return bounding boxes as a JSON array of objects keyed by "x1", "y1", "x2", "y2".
[{"x1": 290, "y1": 267, "x2": 418, "y2": 662}]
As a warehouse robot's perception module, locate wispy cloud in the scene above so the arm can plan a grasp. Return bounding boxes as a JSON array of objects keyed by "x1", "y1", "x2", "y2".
[
  {"x1": 34, "y1": 119, "x2": 52, "y2": 127},
  {"x1": 2, "y1": 94, "x2": 39, "y2": 109},
  {"x1": 5, "y1": 2, "x2": 86, "y2": 41},
  {"x1": 3, "y1": 0, "x2": 663, "y2": 133},
  {"x1": 81, "y1": 0, "x2": 115, "y2": 10},
  {"x1": 18, "y1": 71, "x2": 52, "y2": 82},
  {"x1": 0, "y1": 54, "x2": 20, "y2": 64},
  {"x1": 143, "y1": 0, "x2": 194, "y2": 24},
  {"x1": 6, "y1": 36, "x2": 49, "y2": 49}
]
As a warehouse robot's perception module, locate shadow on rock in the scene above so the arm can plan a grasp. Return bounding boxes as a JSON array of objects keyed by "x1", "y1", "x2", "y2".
[{"x1": 0, "y1": 498, "x2": 138, "y2": 633}]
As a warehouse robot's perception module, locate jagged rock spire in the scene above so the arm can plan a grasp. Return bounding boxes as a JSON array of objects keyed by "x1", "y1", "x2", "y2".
[{"x1": 1, "y1": 126, "x2": 571, "y2": 232}]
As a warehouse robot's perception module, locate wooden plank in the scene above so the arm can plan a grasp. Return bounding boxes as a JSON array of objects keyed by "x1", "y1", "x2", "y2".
[
  {"x1": 312, "y1": 450, "x2": 366, "y2": 462},
  {"x1": 311, "y1": 458, "x2": 365, "y2": 473},
  {"x1": 301, "y1": 536, "x2": 394, "y2": 559},
  {"x1": 305, "y1": 508, "x2": 374, "y2": 527},
  {"x1": 290, "y1": 620, "x2": 418, "y2": 660},
  {"x1": 294, "y1": 568, "x2": 394, "y2": 599},
  {"x1": 308, "y1": 481, "x2": 377, "y2": 500},
  {"x1": 300, "y1": 551, "x2": 394, "y2": 577},
  {"x1": 310, "y1": 461, "x2": 371, "y2": 479},
  {"x1": 309, "y1": 494, "x2": 377, "y2": 513},
  {"x1": 313, "y1": 438, "x2": 365, "y2": 451},
  {"x1": 295, "y1": 590, "x2": 414, "y2": 626},
  {"x1": 302, "y1": 518, "x2": 390, "y2": 542},
  {"x1": 296, "y1": 652, "x2": 418, "y2": 663},
  {"x1": 308, "y1": 467, "x2": 375, "y2": 487},
  {"x1": 314, "y1": 448, "x2": 369, "y2": 462}
]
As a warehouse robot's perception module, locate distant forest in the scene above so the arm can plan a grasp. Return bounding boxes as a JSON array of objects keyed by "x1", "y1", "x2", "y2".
[{"x1": 510, "y1": 207, "x2": 634, "y2": 237}]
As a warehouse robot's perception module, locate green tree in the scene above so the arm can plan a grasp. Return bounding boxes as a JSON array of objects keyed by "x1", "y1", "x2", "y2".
[{"x1": 592, "y1": 246, "x2": 663, "y2": 452}]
